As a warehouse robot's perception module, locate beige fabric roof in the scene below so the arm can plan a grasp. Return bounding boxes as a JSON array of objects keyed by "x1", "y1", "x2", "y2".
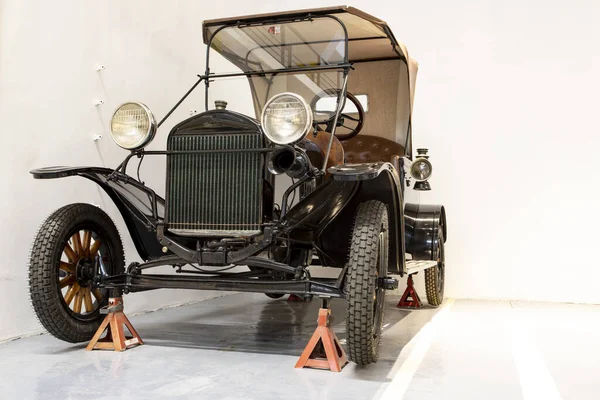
[{"x1": 203, "y1": 6, "x2": 415, "y2": 64}]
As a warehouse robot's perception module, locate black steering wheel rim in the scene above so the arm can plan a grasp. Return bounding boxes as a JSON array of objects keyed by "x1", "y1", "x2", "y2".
[{"x1": 312, "y1": 89, "x2": 365, "y2": 141}]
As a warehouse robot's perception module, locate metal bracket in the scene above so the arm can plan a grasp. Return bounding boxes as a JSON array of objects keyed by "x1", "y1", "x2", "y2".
[
  {"x1": 377, "y1": 276, "x2": 399, "y2": 290},
  {"x1": 100, "y1": 301, "x2": 124, "y2": 315}
]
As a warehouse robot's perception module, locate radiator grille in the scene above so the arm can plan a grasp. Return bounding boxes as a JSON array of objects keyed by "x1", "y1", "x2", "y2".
[{"x1": 166, "y1": 132, "x2": 263, "y2": 236}]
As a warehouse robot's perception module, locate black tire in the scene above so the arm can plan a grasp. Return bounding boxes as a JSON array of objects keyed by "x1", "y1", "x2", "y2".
[
  {"x1": 425, "y1": 226, "x2": 445, "y2": 307},
  {"x1": 345, "y1": 200, "x2": 388, "y2": 365},
  {"x1": 265, "y1": 293, "x2": 286, "y2": 299},
  {"x1": 28, "y1": 203, "x2": 124, "y2": 343}
]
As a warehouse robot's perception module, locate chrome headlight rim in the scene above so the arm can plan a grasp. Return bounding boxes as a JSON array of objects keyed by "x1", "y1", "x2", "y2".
[
  {"x1": 109, "y1": 102, "x2": 157, "y2": 150},
  {"x1": 260, "y1": 92, "x2": 313, "y2": 145},
  {"x1": 410, "y1": 158, "x2": 433, "y2": 182}
]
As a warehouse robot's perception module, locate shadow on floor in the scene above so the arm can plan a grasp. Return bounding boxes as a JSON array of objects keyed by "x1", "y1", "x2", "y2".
[{"x1": 133, "y1": 293, "x2": 440, "y2": 381}]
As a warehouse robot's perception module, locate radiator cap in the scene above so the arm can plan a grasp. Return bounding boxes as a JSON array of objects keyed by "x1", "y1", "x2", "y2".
[{"x1": 214, "y1": 100, "x2": 228, "y2": 110}]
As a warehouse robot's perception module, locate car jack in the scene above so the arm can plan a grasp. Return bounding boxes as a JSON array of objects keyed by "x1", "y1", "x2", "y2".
[
  {"x1": 295, "y1": 297, "x2": 348, "y2": 372},
  {"x1": 396, "y1": 274, "x2": 422, "y2": 308},
  {"x1": 86, "y1": 296, "x2": 143, "y2": 351}
]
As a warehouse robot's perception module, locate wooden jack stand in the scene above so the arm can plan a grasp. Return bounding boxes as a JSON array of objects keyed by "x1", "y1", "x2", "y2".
[
  {"x1": 86, "y1": 297, "x2": 143, "y2": 351},
  {"x1": 397, "y1": 274, "x2": 422, "y2": 308},
  {"x1": 295, "y1": 298, "x2": 348, "y2": 372}
]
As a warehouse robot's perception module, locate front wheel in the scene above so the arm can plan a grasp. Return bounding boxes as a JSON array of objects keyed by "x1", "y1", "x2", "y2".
[
  {"x1": 345, "y1": 200, "x2": 388, "y2": 365},
  {"x1": 28, "y1": 203, "x2": 124, "y2": 343}
]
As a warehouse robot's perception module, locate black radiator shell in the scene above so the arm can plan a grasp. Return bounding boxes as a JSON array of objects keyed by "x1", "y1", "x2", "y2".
[{"x1": 165, "y1": 110, "x2": 271, "y2": 237}]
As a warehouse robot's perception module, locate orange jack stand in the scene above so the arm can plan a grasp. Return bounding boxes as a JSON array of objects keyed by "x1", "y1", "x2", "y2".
[
  {"x1": 86, "y1": 297, "x2": 143, "y2": 351},
  {"x1": 397, "y1": 275, "x2": 422, "y2": 308},
  {"x1": 295, "y1": 298, "x2": 348, "y2": 372}
]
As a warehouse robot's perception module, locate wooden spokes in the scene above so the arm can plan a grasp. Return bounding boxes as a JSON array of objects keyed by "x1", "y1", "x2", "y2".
[
  {"x1": 63, "y1": 243, "x2": 77, "y2": 263},
  {"x1": 59, "y1": 230, "x2": 104, "y2": 315}
]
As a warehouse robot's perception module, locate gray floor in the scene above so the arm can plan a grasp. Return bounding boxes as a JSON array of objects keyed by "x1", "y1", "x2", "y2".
[{"x1": 0, "y1": 294, "x2": 598, "y2": 400}]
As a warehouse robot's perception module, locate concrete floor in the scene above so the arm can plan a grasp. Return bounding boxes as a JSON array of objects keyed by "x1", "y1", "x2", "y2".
[{"x1": 0, "y1": 294, "x2": 598, "y2": 400}]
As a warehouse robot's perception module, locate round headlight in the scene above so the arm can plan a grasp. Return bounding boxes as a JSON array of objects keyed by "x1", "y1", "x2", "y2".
[
  {"x1": 410, "y1": 159, "x2": 433, "y2": 181},
  {"x1": 261, "y1": 93, "x2": 313, "y2": 145},
  {"x1": 110, "y1": 102, "x2": 157, "y2": 150}
]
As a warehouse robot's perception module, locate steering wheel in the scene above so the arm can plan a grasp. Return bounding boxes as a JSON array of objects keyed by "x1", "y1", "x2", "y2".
[{"x1": 313, "y1": 90, "x2": 365, "y2": 141}]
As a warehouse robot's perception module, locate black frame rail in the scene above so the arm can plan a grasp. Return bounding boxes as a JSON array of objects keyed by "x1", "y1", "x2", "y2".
[{"x1": 100, "y1": 273, "x2": 345, "y2": 298}]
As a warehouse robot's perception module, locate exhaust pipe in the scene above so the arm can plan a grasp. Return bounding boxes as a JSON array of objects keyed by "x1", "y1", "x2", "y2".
[{"x1": 267, "y1": 147, "x2": 310, "y2": 178}]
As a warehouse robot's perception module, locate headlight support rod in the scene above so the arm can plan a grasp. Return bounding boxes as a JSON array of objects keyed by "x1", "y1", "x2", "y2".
[{"x1": 157, "y1": 75, "x2": 205, "y2": 128}]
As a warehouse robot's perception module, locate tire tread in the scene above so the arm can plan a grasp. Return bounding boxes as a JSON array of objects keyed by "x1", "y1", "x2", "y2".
[
  {"x1": 345, "y1": 200, "x2": 388, "y2": 365},
  {"x1": 28, "y1": 203, "x2": 124, "y2": 343},
  {"x1": 424, "y1": 226, "x2": 445, "y2": 307}
]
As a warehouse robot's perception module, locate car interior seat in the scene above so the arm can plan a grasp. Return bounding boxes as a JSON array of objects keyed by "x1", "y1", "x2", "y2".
[{"x1": 341, "y1": 135, "x2": 406, "y2": 175}]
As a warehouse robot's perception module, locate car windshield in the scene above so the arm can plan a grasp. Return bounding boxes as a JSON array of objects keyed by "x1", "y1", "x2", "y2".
[{"x1": 207, "y1": 17, "x2": 349, "y2": 120}]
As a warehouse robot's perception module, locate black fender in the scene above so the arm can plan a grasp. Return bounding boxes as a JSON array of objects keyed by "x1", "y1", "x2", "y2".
[
  {"x1": 404, "y1": 203, "x2": 447, "y2": 262},
  {"x1": 283, "y1": 162, "x2": 405, "y2": 273},
  {"x1": 280, "y1": 178, "x2": 359, "y2": 242},
  {"x1": 30, "y1": 166, "x2": 165, "y2": 261}
]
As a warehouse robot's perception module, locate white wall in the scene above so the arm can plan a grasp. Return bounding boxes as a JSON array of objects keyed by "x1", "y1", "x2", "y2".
[
  {"x1": 377, "y1": 0, "x2": 600, "y2": 304},
  {"x1": 0, "y1": 0, "x2": 251, "y2": 341},
  {"x1": 0, "y1": 0, "x2": 598, "y2": 340}
]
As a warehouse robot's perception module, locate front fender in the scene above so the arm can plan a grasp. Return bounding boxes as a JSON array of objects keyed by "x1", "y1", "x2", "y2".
[
  {"x1": 288, "y1": 162, "x2": 405, "y2": 274},
  {"x1": 280, "y1": 178, "x2": 359, "y2": 236},
  {"x1": 31, "y1": 166, "x2": 165, "y2": 261},
  {"x1": 328, "y1": 161, "x2": 392, "y2": 181}
]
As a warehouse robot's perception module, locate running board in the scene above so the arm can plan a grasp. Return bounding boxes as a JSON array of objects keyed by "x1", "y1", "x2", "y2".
[{"x1": 406, "y1": 260, "x2": 437, "y2": 274}]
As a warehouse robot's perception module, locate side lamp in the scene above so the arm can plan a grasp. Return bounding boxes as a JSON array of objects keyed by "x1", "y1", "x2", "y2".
[{"x1": 411, "y1": 148, "x2": 432, "y2": 191}]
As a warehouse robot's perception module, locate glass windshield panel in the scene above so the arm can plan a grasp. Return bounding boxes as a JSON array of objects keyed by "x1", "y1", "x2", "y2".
[
  {"x1": 209, "y1": 17, "x2": 347, "y2": 72},
  {"x1": 207, "y1": 70, "x2": 345, "y2": 121},
  {"x1": 208, "y1": 17, "x2": 349, "y2": 119}
]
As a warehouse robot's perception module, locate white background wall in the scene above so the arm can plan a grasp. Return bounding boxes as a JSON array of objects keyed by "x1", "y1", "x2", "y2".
[{"x1": 0, "y1": 0, "x2": 598, "y2": 341}]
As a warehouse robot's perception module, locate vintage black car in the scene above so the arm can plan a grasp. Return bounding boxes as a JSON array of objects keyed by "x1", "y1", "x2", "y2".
[{"x1": 28, "y1": 6, "x2": 447, "y2": 365}]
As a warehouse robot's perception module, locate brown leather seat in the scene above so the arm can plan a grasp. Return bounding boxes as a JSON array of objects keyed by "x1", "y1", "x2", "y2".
[{"x1": 341, "y1": 135, "x2": 405, "y2": 174}]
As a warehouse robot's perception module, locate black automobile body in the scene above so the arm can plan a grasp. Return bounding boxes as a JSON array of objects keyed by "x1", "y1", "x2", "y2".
[{"x1": 29, "y1": 6, "x2": 447, "y2": 365}]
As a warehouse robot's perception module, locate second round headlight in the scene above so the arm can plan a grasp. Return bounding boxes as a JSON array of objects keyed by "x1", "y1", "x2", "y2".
[
  {"x1": 110, "y1": 102, "x2": 157, "y2": 150},
  {"x1": 410, "y1": 159, "x2": 433, "y2": 181},
  {"x1": 261, "y1": 93, "x2": 313, "y2": 145}
]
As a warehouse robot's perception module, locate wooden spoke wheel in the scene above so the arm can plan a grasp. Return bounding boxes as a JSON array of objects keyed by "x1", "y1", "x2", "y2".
[
  {"x1": 29, "y1": 203, "x2": 124, "y2": 343},
  {"x1": 59, "y1": 229, "x2": 107, "y2": 318}
]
